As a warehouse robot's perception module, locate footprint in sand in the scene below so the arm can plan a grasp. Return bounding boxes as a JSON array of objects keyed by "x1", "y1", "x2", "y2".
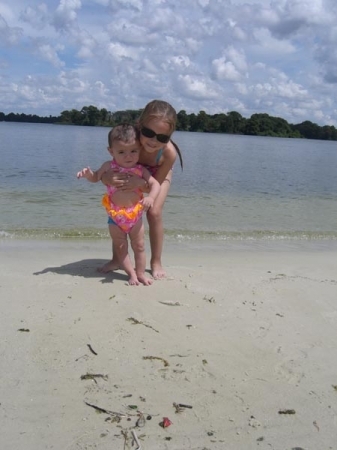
[
  {"x1": 322, "y1": 310, "x2": 337, "y2": 324},
  {"x1": 274, "y1": 357, "x2": 306, "y2": 385}
]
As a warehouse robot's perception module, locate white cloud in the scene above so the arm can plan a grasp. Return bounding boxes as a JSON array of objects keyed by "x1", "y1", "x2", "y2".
[
  {"x1": 235, "y1": 83, "x2": 248, "y2": 95},
  {"x1": 0, "y1": 14, "x2": 22, "y2": 44},
  {"x1": 34, "y1": 43, "x2": 65, "y2": 68},
  {"x1": 53, "y1": 0, "x2": 82, "y2": 31},
  {"x1": 73, "y1": 30, "x2": 98, "y2": 59},
  {"x1": 0, "y1": 0, "x2": 336, "y2": 126},
  {"x1": 232, "y1": 26, "x2": 246, "y2": 41},
  {"x1": 212, "y1": 58, "x2": 241, "y2": 82},
  {"x1": 0, "y1": 2, "x2": 17, "y2": 21},
  {"x1": 106, "y1": 0, "x2": 143, "y2": 11},
  {"x1": 20, "y1": 4, "x2": 49, "y2": 30},
  {"x1": 253, "y1": 27, "x2": 296, "y2": 55},
  {"x1": 185, "y1": 38, "x2": 201, "y2": 53},
  {"x1": 106, "y1": 20, "x2": 157, "y2": 46},
  {"x1": 166, "y1": 55, "x2": 191, "y2": 71},
  {"x1": 212, "y1": 46, "x2": 247, "y2": 82},
  {"x1": 224, "y1": 46, "x2": 247, "y2": 71},
  {"x1": 178, "y1": 74, "x2": 219, "y2": 100},
  {"x1": 107, "y1": 42, "x2": 138, "y2": 61}
]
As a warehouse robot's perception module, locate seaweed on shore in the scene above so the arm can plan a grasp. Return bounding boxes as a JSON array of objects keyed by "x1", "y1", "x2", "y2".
[
  {"x1": 143, "y1": 356, "x2": 169, "y2": 367},
  {"x1": 87, "y1": 344, "x2": 98, "y2": 355},
  {"x1": 81, "y1": 373, "x2": 108, "y2": 384},
  {"x1": 127, "y1": 317, "x2": 159, "y2": 333}
]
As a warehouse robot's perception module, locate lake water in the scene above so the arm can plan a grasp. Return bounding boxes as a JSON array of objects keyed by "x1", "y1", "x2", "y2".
[{"x1": 1, "y1": 121, "x2": 337, "y2": 249}]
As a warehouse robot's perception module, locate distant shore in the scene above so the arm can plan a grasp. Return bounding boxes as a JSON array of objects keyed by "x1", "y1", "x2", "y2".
[{"x1": 2, "y1": 107, "x2": 336, "y2": 140}]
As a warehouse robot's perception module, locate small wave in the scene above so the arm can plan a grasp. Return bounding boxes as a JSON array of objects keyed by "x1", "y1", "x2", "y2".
[
  {"x1": 0, "y1": 230, "x2": 12, "y2": 238},
  {"x1": 1, "y1": 227, "x2": 337, "y2": 241},
  {"x1": 165, "y1": 229, "x2": 337, "y2": 241},
  {"x1": 0, "y1": 228, "x2": 109, "y2": 240}
]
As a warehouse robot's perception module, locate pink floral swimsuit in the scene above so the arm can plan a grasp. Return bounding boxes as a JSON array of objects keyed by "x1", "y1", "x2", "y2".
[{"x1": 101, "y1": 160, "x2": 144, "y2": 233}]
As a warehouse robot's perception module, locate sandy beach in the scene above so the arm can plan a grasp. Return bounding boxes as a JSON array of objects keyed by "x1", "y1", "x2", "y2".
[{"x1": 1, "y1": 239, "x2": 337, "y2": 450}]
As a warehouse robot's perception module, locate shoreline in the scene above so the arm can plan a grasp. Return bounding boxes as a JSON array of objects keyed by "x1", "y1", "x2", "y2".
[
  {"x1": 1, "y1": 240, "x2": 337, "y2": 449},
  {"x1": 1, "y1": 235, "x2": 337, "y2": 253}
]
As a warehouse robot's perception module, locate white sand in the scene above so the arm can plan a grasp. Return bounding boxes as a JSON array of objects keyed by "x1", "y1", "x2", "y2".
[{"x1": 1, "y1": 240, "x2": 337, "y2": 450}]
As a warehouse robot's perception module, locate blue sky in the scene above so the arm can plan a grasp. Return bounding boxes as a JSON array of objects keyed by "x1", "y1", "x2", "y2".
[{"x1": 0, "y1": 0, "x2": 336, "y2": 125}]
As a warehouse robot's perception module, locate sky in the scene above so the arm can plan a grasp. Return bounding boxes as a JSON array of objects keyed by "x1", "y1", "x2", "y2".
[{"x1": 0, "y1": 0, "x2": 337, "y2": 126}]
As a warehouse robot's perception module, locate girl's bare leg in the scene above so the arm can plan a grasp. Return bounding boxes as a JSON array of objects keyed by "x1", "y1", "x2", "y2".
[
  {"x1": 109, "y1": 224, "x2": 139, "y2": 285},
  {"x1": 98, "y1": 225, "x2": 121, "y2": 273},
  {"x1": 146, "y1": 172, "x2": 172, "y2": 279},
  {"x1": 130, "y1": 219, "x2": 153, "y2": 286}
]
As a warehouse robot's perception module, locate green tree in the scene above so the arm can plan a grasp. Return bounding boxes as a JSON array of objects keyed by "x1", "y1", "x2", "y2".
[
  {"x1": 188, "y1": 113, "x2": 199, "y2": 132},
  {"x1": 59, "y1": 109, "x2": 73, "y2": 124},
  {"x1": 244, "y1": 117, "x2": 259, "y2": 135},
  {"x1": 227, "y1": 111, "x2": 245, "y2": 134},
  {"x1": 320, "y1": 125, "x2": 337, "y2": 140},
  {"x1": 292, "y1": 120, "x2": 321, "y2": 139},
  {"x1": 80, "y1": 105, "x2": 101, "y2": 126},
  {"x1": 177, "y1": 110, "x2": 189, "y2": 131},
  {"x1": 1, "y1": 105, "x2": 337, "y2": 142}
]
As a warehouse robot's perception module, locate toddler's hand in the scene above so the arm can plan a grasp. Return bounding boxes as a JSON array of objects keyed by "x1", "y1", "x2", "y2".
[
  {"x1": 142, "y1": 197, "x2": 154, "y2": 211},
  {"x1": 77, "y1": 167, "x2": 93, "y2": 179}
]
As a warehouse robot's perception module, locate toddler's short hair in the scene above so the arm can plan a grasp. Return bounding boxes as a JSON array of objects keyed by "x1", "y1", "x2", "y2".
[{"x1": 108, "y1": 123, "x2": 138, "y2": 147}]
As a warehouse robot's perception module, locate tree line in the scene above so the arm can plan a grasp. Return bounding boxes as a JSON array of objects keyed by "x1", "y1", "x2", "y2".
[{"x1": 1, "y1": 105, "x2": 336, "y2": 141}]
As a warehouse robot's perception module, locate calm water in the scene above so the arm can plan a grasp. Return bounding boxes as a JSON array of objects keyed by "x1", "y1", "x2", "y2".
[{"x1": 1, "y1": 121, "x2": 337, "y2": 244}]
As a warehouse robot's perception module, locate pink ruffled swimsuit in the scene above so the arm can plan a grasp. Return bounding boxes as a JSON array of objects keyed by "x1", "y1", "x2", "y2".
[{"x1": 102, "y1": 160, "x2": 144, "y2": 233}]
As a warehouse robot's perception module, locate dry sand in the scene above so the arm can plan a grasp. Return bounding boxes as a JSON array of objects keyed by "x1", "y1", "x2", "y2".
[{"x1": 1, "y1": 239, "x2": 337, "y2": 450}]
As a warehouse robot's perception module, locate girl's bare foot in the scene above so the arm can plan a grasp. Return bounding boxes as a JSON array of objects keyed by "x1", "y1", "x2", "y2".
[
  {"x1": 98, "y1": 259, "x2": 120, "y2": 273},
  {"x1": 151, "y1": 261, "x2": 166, "y2": 280},
  {"x1": 137, "y1": 274, "x2": 154, "y2": 286}
]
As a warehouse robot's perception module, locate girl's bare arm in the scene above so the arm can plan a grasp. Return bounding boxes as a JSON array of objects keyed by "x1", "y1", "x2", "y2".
[{"x1": 152, "y1": 141, "x2": 177, "y2": 185}]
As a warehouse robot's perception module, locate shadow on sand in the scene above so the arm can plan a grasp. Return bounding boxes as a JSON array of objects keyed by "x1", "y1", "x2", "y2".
[{"x1": 33, "y1": 258, "x2": 128, "y2": 283}]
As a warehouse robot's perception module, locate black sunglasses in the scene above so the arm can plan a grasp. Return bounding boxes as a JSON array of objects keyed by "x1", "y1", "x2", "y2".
[{"x1": 140, "y1": 126, "x2": 171, "y2": 144}]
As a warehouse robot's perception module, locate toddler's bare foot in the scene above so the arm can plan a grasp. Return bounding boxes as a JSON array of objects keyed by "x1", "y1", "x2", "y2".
[
  {"x1": 98, "y1": 259, "x2": 120, "y2": 273},
  {"x1": 137, "y1": 274, "x2": 154, "y2": 286},
  {"x1": 128, "y1": 275, "x2": 140, "y2": 286},
  {"x1": 151, "y1": 261, "x2": 166, "y2": 280}
]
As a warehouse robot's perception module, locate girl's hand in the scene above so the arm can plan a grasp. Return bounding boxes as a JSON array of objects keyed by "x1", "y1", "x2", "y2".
[
  {"x1": 102, "y1": 168, "x2": 130, "y2": 187},
  {"x1": 101, "y1": 169, "x2": 145, "y2": 191},
  {"x1": 118, "y1": 174, "x2": 145, "y2": 191}
]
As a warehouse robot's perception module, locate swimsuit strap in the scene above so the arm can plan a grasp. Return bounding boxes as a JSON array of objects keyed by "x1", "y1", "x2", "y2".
[{"x1": 155, "y1": 148, "x2": 163, "y2": 164}]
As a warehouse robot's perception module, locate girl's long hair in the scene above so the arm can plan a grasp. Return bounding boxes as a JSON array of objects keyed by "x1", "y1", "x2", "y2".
[{"x1": 139, "y1": 100, "x2": 183, "y2": 169}]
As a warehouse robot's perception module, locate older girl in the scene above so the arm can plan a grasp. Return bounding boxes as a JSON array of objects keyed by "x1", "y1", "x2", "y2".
[{"x1": 100, "y1": 99, "x2": 183, "y2": 279}]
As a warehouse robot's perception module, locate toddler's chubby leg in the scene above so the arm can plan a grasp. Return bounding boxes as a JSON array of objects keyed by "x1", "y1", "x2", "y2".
[
  {"x1": 109, "y1": 224, "x2": 139, "y2": 285},
  {"x1": 130, "y1": 220, "x2": 153, "y2": 286}
]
